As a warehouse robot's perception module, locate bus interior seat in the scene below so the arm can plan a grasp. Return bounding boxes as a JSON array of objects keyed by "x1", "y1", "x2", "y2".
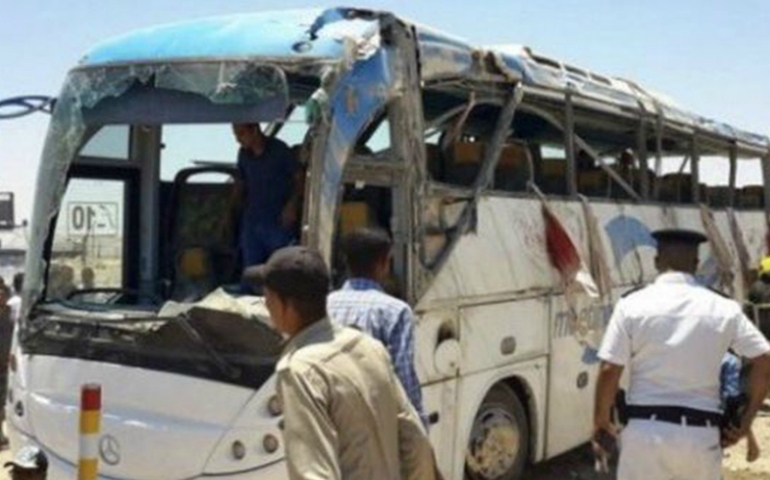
[
  {"x1": 429, "y1": 140, "x2": 531, "y2": 191},
  {"x1": 426, "y1": 143, "x2": 445, "y2": 181},
  {"x1": 659, "y1": 173, "x2": 692, "y2": 203},
  {"x1": 339, "y1": 201, "x2": 378, "y2": 236},
  {"x1": 578, "y1": 170, "x2": 608, "y2": 196},
  {"x1": 659, "y1": 174, "x2": 709, "y2": 203},
  {"x1": 632, "y1": 168, "x2": 656, "y2": 194},
  {"x1": 494, "y1": 142, "x2": 531, "y2": 192},
  {"x1": 332, "y1": 185, "x2": 393, "y2": 286},
  {"x1": 166, "y1": 166, "x2": 240, "y2": 301},
  {"x1": 338, "y1": 195, "x2": 404, "y2": 298},
  {"x1": 739, "y1": 186, "x2": 765, "y2": 209},
  {"x1": 707, "y1": 186, "x2": 731, "y2": 208},
  {"x1": 539, "y1": 158, "x2": 567, "y2": 195},
  {"x1": 446, "y1": 141, "x2": 484, "y2": 187}
]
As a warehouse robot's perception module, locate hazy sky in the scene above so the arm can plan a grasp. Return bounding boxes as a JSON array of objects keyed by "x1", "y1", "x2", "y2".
[{"x1": 1, "y1": 0, "x2": 769, "y2": 221}]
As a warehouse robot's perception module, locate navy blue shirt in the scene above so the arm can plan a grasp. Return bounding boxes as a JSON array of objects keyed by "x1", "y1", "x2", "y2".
[{"x1": 237, "y1": 137, "x2": 298, "y2": 228}]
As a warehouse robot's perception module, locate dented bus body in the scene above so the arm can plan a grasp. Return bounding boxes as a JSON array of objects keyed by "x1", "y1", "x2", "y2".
[{"x1": 8, "y1": 7, "x2": 770, "y2": 480}]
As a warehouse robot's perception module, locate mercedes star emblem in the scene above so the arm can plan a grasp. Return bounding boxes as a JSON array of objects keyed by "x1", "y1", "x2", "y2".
[{"x1": 99, "y1": 435, "x2": 121, "y2": 466}]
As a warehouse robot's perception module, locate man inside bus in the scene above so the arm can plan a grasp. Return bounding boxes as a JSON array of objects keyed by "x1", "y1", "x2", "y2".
[
  {"x1": 232, "y1": 123, "x2": 303, "y2": 272},
  {"x1": 245, "y1": 246, "x2": 438, "y2": 480},
  {"x1": 327, "y1": 227, "x2": 426, "y2": 424},
  {"x1": 593, "y1": 228, "x2": 770, "y2": 480}
]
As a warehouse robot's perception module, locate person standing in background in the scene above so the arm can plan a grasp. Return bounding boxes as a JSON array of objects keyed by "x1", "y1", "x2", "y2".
[
  {"x1": 748, "y1": 256, "x2": 770, "y2": 338},
  {"x1": 232, "y1": 123, "x2": 303, "y2": 271},
  {"x1": 8, "y1": 272, "x2": 23, "y2": 323},
  {"x1": 0, "y1": 283, "x2": 12, "y2": 448},
  {"x1": 4, "y1": 446, "x2": 49, "y2": 480},
  {"x1": 327, "y1": 228, "x2": 426, "y2": 424}
]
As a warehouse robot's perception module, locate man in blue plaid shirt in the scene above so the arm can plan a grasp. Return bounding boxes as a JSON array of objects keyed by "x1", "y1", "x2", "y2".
[{"x1": 328, "y1": 228, "x2": 426, "y2": 424}]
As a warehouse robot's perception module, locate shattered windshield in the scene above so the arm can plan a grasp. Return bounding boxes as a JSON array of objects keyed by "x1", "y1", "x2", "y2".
[
  {"x1": 25, "y1": 290, "x2": 284, "y2": 388},
  {"x1": 19, "y1": 60, "x2": 302, "y2": 387}
]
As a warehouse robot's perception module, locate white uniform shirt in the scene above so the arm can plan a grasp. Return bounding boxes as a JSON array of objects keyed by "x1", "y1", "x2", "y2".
[
  {"x1": 598, "y1": 272, "x2": 770, "y2": 413},
  {"x1": 7, "y1": 295, "x2": 21, "y2": 323}
]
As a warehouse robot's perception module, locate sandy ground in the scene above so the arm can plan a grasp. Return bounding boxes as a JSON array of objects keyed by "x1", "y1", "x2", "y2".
[{"x1": 0, "y1": 406, "x2": 768, "y2": 480}]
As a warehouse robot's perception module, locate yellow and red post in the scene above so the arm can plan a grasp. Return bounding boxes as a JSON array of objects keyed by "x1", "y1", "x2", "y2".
[{"x1": 78, "y1": 384, "x2": 102, "y2": 480}]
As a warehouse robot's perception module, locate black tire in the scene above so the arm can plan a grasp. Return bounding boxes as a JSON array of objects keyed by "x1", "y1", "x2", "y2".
[{"x1": 465, "y1": 384, "x2": 529, "y2": 480}]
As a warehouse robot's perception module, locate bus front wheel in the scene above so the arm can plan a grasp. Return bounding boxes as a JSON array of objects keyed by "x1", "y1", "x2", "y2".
[{"x1": 465, "y1": 384, "x2": 529, "y2": 480}]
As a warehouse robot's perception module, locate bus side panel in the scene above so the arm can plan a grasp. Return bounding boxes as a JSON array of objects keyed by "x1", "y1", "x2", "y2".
[
  {"x1": 543, "y1": 200, "x2": 621, "y2": 458},
  {"x1": 588, "y1": 202, "x2": 646, "y2": 285},
  {"x1": 458, "y1": 299, "x2": 549, "y2": 375},
  {"x1": 416, "y1": 197, "x2": 553, "y2": 308},
  {"x1": 545, "y1": 293, "x2": 603, "y2": 458}
]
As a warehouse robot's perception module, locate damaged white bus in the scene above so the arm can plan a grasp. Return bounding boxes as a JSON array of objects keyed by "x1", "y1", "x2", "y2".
[{"x1": 8, "y1": 7, "x2": 770, "y2": 480}]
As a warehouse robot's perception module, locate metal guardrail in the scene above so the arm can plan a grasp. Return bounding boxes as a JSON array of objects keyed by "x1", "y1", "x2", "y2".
[{"x1": 0, "y1": 95, "x2": 55, "y2": 119}]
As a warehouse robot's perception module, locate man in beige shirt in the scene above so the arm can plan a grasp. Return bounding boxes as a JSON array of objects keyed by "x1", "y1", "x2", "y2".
[{"x1": 246, "y1": 246, "x2": 437, "y2": 480}]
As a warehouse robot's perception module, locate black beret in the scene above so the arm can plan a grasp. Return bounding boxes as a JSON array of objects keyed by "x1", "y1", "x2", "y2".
[{"x1": 651, "y1": 228, "x2": 708, "y2": 245}]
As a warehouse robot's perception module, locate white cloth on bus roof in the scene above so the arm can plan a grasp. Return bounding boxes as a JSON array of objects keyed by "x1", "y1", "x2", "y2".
[
  {"x1": 618, "y1": 419, "x2": 721, "y2": 480},
  {"x1": 598, "y1": 271, "x2": 770, "y2": 413}
]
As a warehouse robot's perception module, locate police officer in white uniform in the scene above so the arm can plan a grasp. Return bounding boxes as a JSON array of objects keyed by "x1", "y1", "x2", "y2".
[{"x1": 593, "y1": 228, "x2": 770, "y2": 480}]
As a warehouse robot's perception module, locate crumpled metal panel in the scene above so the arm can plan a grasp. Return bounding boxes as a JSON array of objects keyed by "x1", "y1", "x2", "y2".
[
  {"x1": 415, "y1": 25, "x2": 475, "y2": 81},
  {"x1": 313, "y1": 47, "x2": 396, "y2": 260},
  {"x1": 491, "y1": 45, "x2": 638, "y2": 109},
  {"x1": 79, "y1": 7, "x2": 770, "y2": 150},
  {"x1": 491, "y1": 44, "x2": 561, "y2": 86},
  {"x1": 489, "y1": 45, "x2": 770, "y2": 149},
  {"x1": 80, "y1": 8, "x2": 377, "y2": 65}
]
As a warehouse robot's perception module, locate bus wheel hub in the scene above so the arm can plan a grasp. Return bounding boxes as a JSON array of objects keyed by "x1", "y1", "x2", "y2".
[{"x1": 466, "y1": 407, "x2": 520, "y2": 478}]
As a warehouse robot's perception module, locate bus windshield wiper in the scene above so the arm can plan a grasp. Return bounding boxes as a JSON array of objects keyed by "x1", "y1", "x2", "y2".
[
  {"x1": 167, "y1": 312, "x2": 241, "y2": 380},
  {"x1": 23, "y1": 306, "x2": 241, "y2": 380}
]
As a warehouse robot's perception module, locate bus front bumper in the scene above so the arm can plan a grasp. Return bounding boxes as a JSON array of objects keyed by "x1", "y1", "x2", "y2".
[{"x1": 6, "y1": 424, "x2": 289, "y2": 480}]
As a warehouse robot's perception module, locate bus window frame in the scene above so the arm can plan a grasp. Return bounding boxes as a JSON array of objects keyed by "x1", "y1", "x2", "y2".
[
  {"x1": 45, "y1": 162, "x2": 141, "y2": 300},
  {"x1": 417, "y1": 89, "x2": 522, "y2": 273},
  {"x1": 425, "y1": 86, "x2": 770, "y2": 217}
]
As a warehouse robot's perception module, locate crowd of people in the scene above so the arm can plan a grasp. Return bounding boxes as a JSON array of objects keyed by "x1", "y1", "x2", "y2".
[{"x1": 247, "y1": 224, "x2": 770, "y2": 480}]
